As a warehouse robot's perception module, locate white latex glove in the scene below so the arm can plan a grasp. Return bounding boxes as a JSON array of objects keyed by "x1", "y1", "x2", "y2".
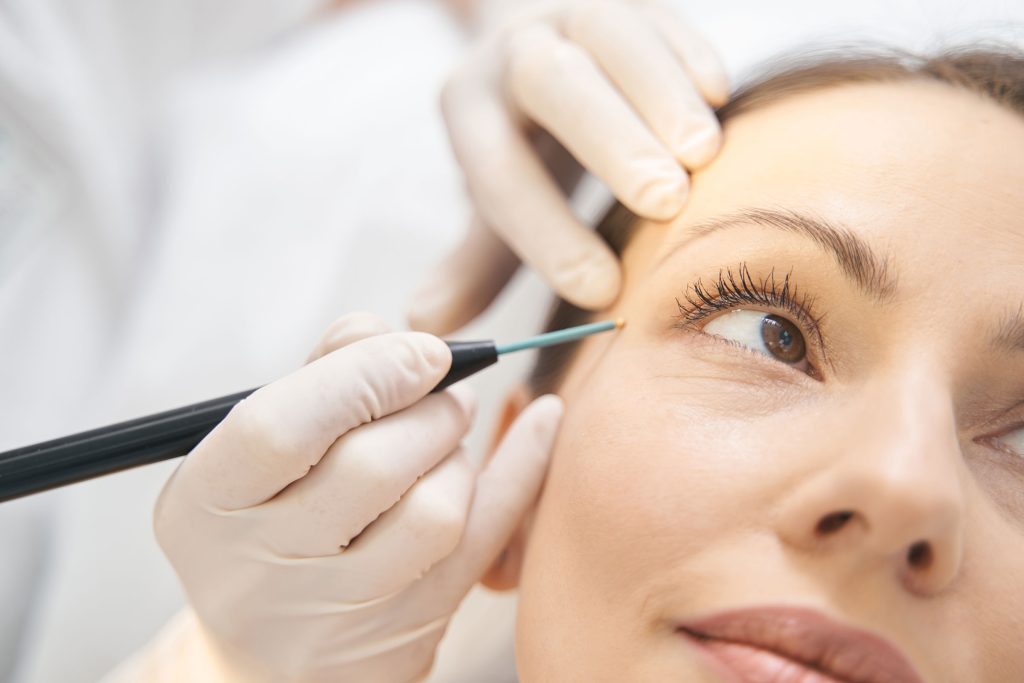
[
  {"x1": 409, "y1": 0, "x2": 729, "y2": 334},
  {"x1": 142, "y1": 313, "x2": 563, "y2": 683}
]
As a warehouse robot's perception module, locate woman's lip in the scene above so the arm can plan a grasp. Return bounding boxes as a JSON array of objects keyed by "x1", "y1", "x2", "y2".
[{"x1": 677, "y1": 606, "x2": 925, "y2": 683}]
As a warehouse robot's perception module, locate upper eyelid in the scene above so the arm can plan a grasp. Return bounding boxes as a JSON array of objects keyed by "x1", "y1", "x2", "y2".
[
  {"x1": 973, "y1": 403, "x2": 1024, "y2": 442},
  {"x1": 977, "y1": 428, "x2": 1024, "y2": 459},
  {"x1": 678, "y1": 288, "x2": 822, "y2": 332},
  {"x1": 673, "y1": 262, "x2": 832, "y2": 374},
  {"x1": 675, "y1": 263, "x2": 827, "y2": 345}
]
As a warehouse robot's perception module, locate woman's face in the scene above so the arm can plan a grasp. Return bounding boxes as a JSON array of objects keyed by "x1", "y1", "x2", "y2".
[{"x1": 513, "y1": 81, "x2": 1024, "y2": 682}]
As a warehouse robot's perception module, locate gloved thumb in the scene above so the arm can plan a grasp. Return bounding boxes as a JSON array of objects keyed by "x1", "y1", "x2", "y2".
[
  {"x1": 175, "y1": 332, "x2": 452, "y2": 511},
  {"x1": 426, "y1": 394, "x2": 563, "y2": 599}
]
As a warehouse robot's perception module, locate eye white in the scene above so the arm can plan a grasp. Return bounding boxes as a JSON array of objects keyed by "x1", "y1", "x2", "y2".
[
  {"x1": 993, "y1": 426, "x2": 1024, "y2": 458},
  {"x1": 702, "y1": 309, "x2": 777, "y2": 358}
]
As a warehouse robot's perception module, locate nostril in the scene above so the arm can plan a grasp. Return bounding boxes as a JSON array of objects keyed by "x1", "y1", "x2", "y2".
[
  {"x1": 907, "y1": 541, "x2": 933, "y2": 570},
  {"x1": 815, "y1": 511, "x2": 854, "y2": 536}
]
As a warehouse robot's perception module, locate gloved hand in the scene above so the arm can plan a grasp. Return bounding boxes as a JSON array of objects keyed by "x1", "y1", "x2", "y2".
[
  {"x1": 132, "y1": 313, "x2": 562, "y2": 683},
  {"x1": 409, "y1": 0, "x2": 729, "y2": 334}
]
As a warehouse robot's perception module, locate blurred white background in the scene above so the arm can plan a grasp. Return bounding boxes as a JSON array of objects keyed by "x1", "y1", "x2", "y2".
[{"x1": 0, "y1": 0, "x2": 1020, "y2": 680}]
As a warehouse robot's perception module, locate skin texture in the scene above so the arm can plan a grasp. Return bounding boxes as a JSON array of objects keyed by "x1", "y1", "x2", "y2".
[{"x1": 498, "y1": 81, "x2": 1024, "y2": 681}]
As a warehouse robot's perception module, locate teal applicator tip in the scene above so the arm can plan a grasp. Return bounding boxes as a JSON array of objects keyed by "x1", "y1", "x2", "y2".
[
  {"x1": 495, "y1": 318, "x2": 626, "y2": 355},
  {"x1": 431, "y1": 318, "x2": 626, "y2": 393}
]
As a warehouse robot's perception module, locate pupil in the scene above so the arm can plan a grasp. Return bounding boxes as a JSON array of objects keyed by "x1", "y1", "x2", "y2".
[
  {"x1": 778, "y1": 327, "x2": 792, "y2": 349},
  {"x1": 761, "y1": 315, "x2": 806, "y2": 363}
]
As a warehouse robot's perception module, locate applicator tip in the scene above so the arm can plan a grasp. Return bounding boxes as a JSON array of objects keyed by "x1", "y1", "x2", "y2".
[{"x1": 615, "y1": 318, "x2": 627, "y2": 329}]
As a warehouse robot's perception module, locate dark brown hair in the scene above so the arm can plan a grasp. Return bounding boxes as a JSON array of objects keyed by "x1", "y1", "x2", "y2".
[{"x1": 528, "y1": 45, "x2": 1024, "y2": 395}]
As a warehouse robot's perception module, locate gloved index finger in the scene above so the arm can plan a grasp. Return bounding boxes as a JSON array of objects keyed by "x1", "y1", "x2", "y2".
[
  {"x1": 178, "y1": 332, "x2": 452, "y2": 510},
  {"x1": 445, "y1": 89, "x2": 622, "y2": 311},
  {"x1": 414, "y1": 394, "x2": 563, "y2": 609}
]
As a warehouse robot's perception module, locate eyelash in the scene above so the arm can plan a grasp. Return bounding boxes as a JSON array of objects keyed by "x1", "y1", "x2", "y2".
[
  {"x1": 674, "y1": 265, "x2": 1024, "y2": 459},
  {"x1": 673, "y1": 262, "x2": 827, "y2": 359}
]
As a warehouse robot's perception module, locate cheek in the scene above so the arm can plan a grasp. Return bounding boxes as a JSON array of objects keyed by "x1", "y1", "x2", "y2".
[
  {"x1": 520, "y1": 350, "x2": 801, "y2": 617},
  {"x1": 542, "y1": 380, "x2": 736, "y2": 580},
  {"x1": 514, "y1": 336, "x2": 843, "y2": 679}
]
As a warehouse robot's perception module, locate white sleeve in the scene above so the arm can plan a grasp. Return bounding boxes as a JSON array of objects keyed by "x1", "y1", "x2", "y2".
[
  {"x1": 3, "y1": 0, "x2": 332, "y2": 81},
  {"x1": 0, "y1": 0, "x2": 336, "y2": 278}
]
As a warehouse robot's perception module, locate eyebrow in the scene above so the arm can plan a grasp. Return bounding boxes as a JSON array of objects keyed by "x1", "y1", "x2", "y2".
[
  {"x1": 659, "y1": 207, "x2": 898, "y2": 303},
  {"x1": 658, "y1": 207, "x2": 1024, "y2": 354},
  {"x1": 994, "y1": 304, "x2": 1024, "y2": 352}
]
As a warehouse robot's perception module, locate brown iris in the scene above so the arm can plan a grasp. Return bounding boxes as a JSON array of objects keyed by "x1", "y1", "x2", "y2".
[{"x1": 761, "y1": 314, "x2": 806, "y2": 363}]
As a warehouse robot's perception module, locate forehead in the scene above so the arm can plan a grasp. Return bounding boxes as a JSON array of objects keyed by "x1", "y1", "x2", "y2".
[{"x1": 632, "y1": 80, "x2": 1024, "y2": 281}]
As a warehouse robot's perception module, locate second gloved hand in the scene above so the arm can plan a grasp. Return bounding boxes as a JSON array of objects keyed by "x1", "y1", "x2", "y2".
[
  {"x1": 151, "y1": 313, "x2": 563, "y2": 683},
  {"x1": 410, "y1": 0, "x2": 729, "y2": 333}
]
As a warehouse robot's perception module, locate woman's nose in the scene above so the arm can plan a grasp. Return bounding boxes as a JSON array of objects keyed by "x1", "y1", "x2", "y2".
[{"x1": 775, "y1": 370, "x2": 966, "y2": 596}]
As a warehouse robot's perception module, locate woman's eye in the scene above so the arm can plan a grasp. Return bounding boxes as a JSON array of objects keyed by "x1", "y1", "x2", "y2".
[
  {"x1": 990, "y1": 426, "x2": 1024, "y2": 458},
  {"x1": 702, "y1": 310, "x2": 810, "y2": 371}
]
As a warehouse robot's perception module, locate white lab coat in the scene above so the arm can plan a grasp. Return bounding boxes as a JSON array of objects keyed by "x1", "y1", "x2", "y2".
[
  {"x1": 0, "y1": 0, "x2": 328, "y2": 675},
  {"x1": 0, "y1": 1, "x2": 1019, "y2": 681}
]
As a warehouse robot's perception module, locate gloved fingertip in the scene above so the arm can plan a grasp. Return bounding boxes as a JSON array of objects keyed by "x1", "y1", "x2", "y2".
[
  {"x1": 631, "y1": 172, "x2": 689, "y2": 221},
  {"x1": 707, "y1": 80, "x2": 731, "y2": 109},
  {"x1": 406, "y1": 305, "x2": 442, "y2": 335},
  {"x1": 513, "y1": 394, "x2": 564, "y2": 470},
  {"x1": 408, "y1": 331, "x2": 454, "y2": 372},
  {"x1": 526, "y1": 394, "x2": 565, "y2": 439},
  {"x1": 408, "y1": 277, "x2": 459, "y2": 335},
  {"x1": 553, "y1": 256, "x2": 622, "y2": 311},
  {"x1": 408, "y1": 264, "x2": 492, "y2": 336},
  {"x1": 699, "y1": 65, "x2": 732, "y2": 108},
  {"x1": 676, "y1": 125, "x2": 722, "y2": 170},
  {"x1": 444, "y1": 382, "x2": 478, "y2": 422},
  {"x1": 681, "y1": 42, "x2": 731, "y2": 106}
]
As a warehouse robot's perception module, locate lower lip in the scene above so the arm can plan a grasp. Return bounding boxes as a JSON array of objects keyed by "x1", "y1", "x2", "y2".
[{"x1": 681, "y1": 631, "x2": 845, "y2": 683}]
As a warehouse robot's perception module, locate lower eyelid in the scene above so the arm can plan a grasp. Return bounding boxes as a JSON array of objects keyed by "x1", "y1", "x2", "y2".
[
  {"x1": 674, "y1": 323, "x2": 822, "y2": 383},
  {"x1": 686, "y1": 310, "x2": 823, "y2": 381},
  {"x1": 979, "y1": 426, "x2": 1024, "y2": 458},
  {"x1": 977, "y1": 436, "x2": 1018, "y2": 459}
]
